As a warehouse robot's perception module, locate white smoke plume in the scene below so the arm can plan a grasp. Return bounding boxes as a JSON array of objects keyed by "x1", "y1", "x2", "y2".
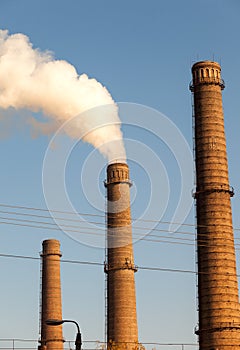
[{"x1": 0, "y1": 30, "x2": 126, "y2": 162}]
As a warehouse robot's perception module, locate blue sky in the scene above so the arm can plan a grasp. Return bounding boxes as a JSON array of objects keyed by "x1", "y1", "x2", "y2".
[{"x1": 0, "y1": 1, "x2": 240, "y2": 349}]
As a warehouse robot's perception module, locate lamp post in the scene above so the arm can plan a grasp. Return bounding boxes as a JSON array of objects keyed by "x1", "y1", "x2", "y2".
[{"x1": 46, "y1": 319, "x2": 82, "y2": 350}]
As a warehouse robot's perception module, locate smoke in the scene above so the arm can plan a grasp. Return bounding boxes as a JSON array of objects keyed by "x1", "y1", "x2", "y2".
[{"x1": 0, "y1": 30, "x2": 126, "y2": 162}]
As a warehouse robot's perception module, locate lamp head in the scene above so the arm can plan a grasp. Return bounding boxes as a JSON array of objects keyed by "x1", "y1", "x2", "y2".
[{"x1": 46, "y1": 319, "x2": 64, "y2": 326}]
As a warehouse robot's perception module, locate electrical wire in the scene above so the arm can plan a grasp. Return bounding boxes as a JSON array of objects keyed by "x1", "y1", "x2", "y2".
[
  {"x1": 1, "y1": 252, "x2": 240, "y2": 277},
  {"x1": 0, "y1": 213, "x2": 196, "y2": 242},
  {"x1": 1, "y1": 215, "x2": 240, "y2": 250},
  {"x1": 0, "y1": 218, "x2": 196, "y2": 246},
  {"x1": 1, "y1": 202, "x2": 240, "y2": 231},
  {"x1": 3, "y1": 208, "x2": 238, "y2": 242},
  {"x1": 0, "y1": 253, "x2": 196, "y2": 275},
  {"x1": 0, "y1": 205, "x2": 234, "y2": 236},
  {"x1": 0, "y1": 219, "x2": 224, "y2": 248},
  {"x1": 0, "y1": 209, "x2": 197, "y2": 237},
  {"x1": 0, "y1": 203, "x2": 240, "y2": 253}
]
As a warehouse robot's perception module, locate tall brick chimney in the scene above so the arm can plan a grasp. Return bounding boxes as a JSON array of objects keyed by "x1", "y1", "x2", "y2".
[
  {"x1": 39, "y1": 239, "x2": 64, "y2": 350},
  {"x1": 104, "y1": 162, "x2": 139, "y2": 349},
  {"x1": 190, "y1": 61, "x2": 240, "y2": 349}
]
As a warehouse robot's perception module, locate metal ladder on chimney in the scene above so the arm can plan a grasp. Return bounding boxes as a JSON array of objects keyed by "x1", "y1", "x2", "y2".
[
  {"x1": 39, "y1": 253, "x2": 43, "y2": 343},
  {"x1": 104, "y1": 192, "x2": 108, "y2": 350},
  {"x1": 191, "y1": 87, "x2": 199, "y2": 332}
]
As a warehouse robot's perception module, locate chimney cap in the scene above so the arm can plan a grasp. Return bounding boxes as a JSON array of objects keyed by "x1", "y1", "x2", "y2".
[
  {"x1": 41, "y1": 239, "x2": 62, "y2": 257},
  {"x1": 105, "y1": 162, "x2": 132, "y2": 187},
  {"x1": 191, "y1": 60, "x2": 221, "y2": 71}
]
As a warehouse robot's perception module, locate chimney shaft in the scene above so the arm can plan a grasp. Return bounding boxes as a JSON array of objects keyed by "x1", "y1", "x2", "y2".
[
  {"x1": 39, "y1": 239, "x2": 64, "y2": 350},
  {"x1": 105, "y1": 162, "x2": 139, "y2": 349},
  {"x1": 190, "y1": 61, "x2": 240, "y2": 349}
]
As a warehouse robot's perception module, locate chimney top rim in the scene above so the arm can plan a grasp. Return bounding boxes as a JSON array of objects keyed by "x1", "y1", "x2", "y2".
[
  {"x1": 192, "y1": 60, "x2": 221, "y2": 70},
  {"x1": 42, "y1": 239, "x2": 61, "y2": 246},
  {"x1": 107, "y1": 162, "x2": 129, "y2": 170}
]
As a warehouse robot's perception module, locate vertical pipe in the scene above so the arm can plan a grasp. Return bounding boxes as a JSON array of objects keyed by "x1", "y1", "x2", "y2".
[
  {"x1": 39, "y1": 239, "x2": 64, "y2": 350},
  {"x1": 104, "y1": 162, "x2": 139, "y2": 349},
  {"x1": 190, "y1": 61, "x2": 240, "y2": 349}
]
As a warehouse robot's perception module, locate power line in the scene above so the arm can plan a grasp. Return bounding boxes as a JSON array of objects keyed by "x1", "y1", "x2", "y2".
[
  {"x1": 0, "y1": 214, "x2": 196, "y2": 243},
  {"x1": 5, "y1": 207, "x2": 235, "y2": 243},
  {"x1": 1, "y1": 202, "x2": 240, "y2": 231},
  {"x1": 0, "y1": 204, "x2": 197, "y2": 233},
  {"x1": 1, "y1": 252, "x2": 240, "y2": 277},
  {"x1": 2, "y1": 207, "x2": 239, "y2": 245},
  {"x1": 0, "y1": 253, "x2": 103, "y2": 266},
  {"x1": 1, "y1": 216, "x2": 240, "y2": 250},
  {"x1": 0, "y1": 252, "x2": 197, "y2": 275},
  {"x1": 0, "y1": 218, "x2": 196, "y2": 247},
  {"x1": 0, "y1": 209, "x2": 197, "y2": 237},
  {"x1": 0, "y1": 220, "x2": 211, "y2": 249}
]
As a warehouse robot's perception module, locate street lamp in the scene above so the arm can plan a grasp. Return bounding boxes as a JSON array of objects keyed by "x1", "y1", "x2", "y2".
[{"x1": 46, "y1": 319, "x2": 82, "y2": 350}]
